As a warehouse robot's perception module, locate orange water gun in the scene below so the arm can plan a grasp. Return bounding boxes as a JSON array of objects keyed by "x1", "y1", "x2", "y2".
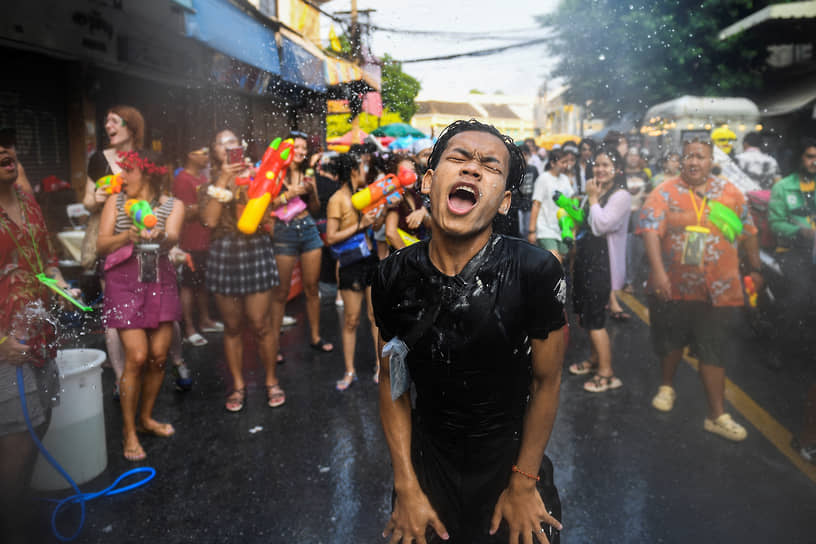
[
  {"x1": 351, "y1": 166, "x2": 418, "y2": 217},
  {"x1": 744, "y1": 275, "x2": 758, "y2": 307},
  {"x1": 235, "y1": 137, "x2": 294, "y2": 234},
  {"x1": 96, "y1": 173, "x2": 122, "y2": 194}
]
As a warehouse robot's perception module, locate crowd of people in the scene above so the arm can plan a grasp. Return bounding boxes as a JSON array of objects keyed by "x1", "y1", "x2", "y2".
[{"x1": 2, "y1": 108, "x2": 816, "y2": 541}]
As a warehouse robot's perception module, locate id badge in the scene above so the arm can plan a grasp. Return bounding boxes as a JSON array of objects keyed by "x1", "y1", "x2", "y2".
[
  {"x1": 136, "y1": 243, "x2": 160, "y2": 283},
  {"x1": 681, "y1": 225, "x2": 709, "y2": 267}
]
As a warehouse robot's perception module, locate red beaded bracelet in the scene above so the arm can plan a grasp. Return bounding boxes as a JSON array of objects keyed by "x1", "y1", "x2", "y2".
[{"x1": 511, "y1": 465, "x2": 540, "y2": 481}]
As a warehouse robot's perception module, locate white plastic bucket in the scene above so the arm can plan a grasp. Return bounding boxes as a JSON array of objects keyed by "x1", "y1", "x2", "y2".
[{"x1": 31, "y1": 349, "x2": 108, "y2": 491}]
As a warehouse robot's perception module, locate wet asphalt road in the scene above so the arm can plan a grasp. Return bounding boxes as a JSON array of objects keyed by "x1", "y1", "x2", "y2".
[{"x1": 28, "y1": 284, "x2": 816, "y2": 543}]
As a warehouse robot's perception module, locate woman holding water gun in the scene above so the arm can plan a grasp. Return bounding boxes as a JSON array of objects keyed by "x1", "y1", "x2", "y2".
[
  {"x1": 569, "y1": 145, "x2": 631, "y2": 393},
  {"x1": 527, "y1": 148, "x2": 574, "y2": 259},
  {"x1": 269, "y1": 132, "x2": 334, "y2": 356},
  {"x1": 326, "y1": 153, "x2": 383, "y2": 390},
  {"x1": 384, "y1": 154, "x2": 428, "y2": 251},
  {"x1": 200, "y1": 129, "x2": 284, "y2": 411},
  {"x1": 97, "y1": 149, "x2": 183, "y2": 461},
  {"x1": 81, "y1": 105, "x2": 145, "y2": 399}
]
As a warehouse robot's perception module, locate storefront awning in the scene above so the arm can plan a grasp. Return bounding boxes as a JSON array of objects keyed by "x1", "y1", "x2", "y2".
[
  {"x1": 760, "y1": 75, "x2": 816, "y2": 116},
  {"x1": 184, "y1": 0, "x2": 280, "y2": 76},
  {"x1": 719, "y1": 1, "x2": 816, "y2": 41},
  {"x1": 279, "y1": 27, "x2": 326, "y2": 92}
]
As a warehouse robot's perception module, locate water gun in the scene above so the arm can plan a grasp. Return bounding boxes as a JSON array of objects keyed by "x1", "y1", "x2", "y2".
[
  {"x1": 556, "y1": 208, "x2": 576, "y2": 244},
  {"x1": 351, "y1": 166, "x2": 418, "y2": 217},
  {"x1": 552, "y1": 190, "x2": 585, "y2": 226},
  {"x1": 743, "y1": 275, "x2": 758, "y2": 307},
  {"x1": 708, "y1": 201, "x2": 743, "y2": 243},
  {"x1": 96, "y1": 173, "x2": 122, "y2": 194},
  {"x1": 35, "y1": 273, "x2": 93, "y2": 312},
  {"x1": 235, "y1": 137, "x2": 294, "y2": 234},
  {"x1": 125, "y1": 199, "x2": 158, "y2": 231}
]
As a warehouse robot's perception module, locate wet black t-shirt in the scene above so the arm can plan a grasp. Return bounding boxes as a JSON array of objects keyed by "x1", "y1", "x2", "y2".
[{"x1": 373, "y1": 234, "x2": 566, "y2": 438}]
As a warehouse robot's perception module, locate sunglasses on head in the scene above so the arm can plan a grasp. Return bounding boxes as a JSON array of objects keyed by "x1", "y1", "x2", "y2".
[{"x1": 289, "y1": 131, "x2": 308, "y2": 139}]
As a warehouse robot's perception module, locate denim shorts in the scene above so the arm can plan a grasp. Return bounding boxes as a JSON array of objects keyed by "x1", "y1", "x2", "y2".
[{"x1": 272, "y1": 214, "x2": 324, "y2": 256}]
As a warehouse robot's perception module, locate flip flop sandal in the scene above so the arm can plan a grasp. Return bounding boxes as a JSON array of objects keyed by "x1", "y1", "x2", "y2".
[
  {"x1": 336, "y1": 372, "x2": 357, "y2": 391},
  {"x1": 266, "y1": 384, "x2": 286, "y2": 408},
  {"x1": 184, "y1": 333, "x2": 208, "y2": 346},
  {"x1": 584, "y1": 374, "x2": 623, "y2": 393},
  {"x1": 309, "y1": 338, "x2": 334, "y2": 353},
  {"x1": 123, "y1": 441, "x2": 147, "y2": 462},
  {"x1": 276, "y1": 353, "x2": 285, "y2": 364},
  {"x1": 569, "y1": 360, "x2": 597, "y2": 375},
  {"x1": 136, "y1": 422, "x2": 176, "y2": 438},
  {"x1": 201, "y1": 322, "x2": 224, "y2": 332},
  {"x1": 225, "y1": 387, "x2": 246, "y2": 412}
]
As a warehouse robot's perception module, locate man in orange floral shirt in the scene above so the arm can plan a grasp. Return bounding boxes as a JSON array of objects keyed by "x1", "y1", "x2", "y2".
[{"x1": 638, "y1": 139, "x2": 762, "y2": 442}]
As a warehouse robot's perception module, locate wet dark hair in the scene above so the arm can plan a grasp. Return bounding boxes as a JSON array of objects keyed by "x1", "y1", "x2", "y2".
[
  {"x1": 385, "y1": 153, "x2": 419, "y2": 176},
  {"x1": 332, "y1": 153, "x2": 361, "y2": 189},
  {"x1": 743, "y1": 131, "x2": 762, "y2": 149},
  {"x1": 427, "y1": 119, "x2": 525, "y2": 191},
  {"x1": 798, "y1": 138, "x2": 816, "y2": 173},
  {"x1": 545, "y1": 149, "x2": 566, "y2": 171},
  {"x1": 603, "y1": 131, "x2": 626, "y2": 147},
  {"x1": 579, "y1": 138, "x2": 597, "y2": 153},
  {"x1": 592, "y1": 145, "x2": 627, "y2": 189}
]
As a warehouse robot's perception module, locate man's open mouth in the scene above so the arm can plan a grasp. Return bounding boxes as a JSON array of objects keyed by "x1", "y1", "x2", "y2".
[
  {"x1": 0, "y1": 156, "x2": 15, "y2": 171},
  {"x1": 447, "y1": 183, "x2": 479, "y2": 215}
]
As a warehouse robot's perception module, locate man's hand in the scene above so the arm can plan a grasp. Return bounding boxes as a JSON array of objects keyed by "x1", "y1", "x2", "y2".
[
  {"x1": 489, "y1": 482, "x2": 562, "y2": 544},
  {"x1": 359, "y1": 209, "x2": 378, "y2": 229},
  {"x1": 383, "y1": 487, "x2": 449, "y2": 544},
  {"x1": 0, "y1": 336, "x2": 29, "y2": 366},
  {"x1": 527, "y1": 232, "x2": 537, "y2": 245},
  {"x1": 651, "y1": 269, "x2": 671, "y2": 302}
]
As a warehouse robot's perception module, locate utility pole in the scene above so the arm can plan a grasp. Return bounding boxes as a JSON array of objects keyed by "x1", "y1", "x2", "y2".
[{"x1": 350, "y1": 0, "x2": 360, "y2": 146}]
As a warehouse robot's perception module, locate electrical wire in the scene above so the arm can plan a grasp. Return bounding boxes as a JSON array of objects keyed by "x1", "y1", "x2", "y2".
[{"x1": 396, "y1": 36, "x2": 550, "y2": 63}]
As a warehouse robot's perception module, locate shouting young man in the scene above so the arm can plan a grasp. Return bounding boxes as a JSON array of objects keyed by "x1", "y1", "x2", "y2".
[{"x1": 373, "y1": 120, "x2": 567, "y2": 544}]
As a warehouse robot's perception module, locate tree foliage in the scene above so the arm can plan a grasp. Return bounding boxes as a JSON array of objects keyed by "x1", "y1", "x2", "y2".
[
  {"x1": 538, "y1": 0, "x2": 794, "y2": 119},
  {"x1": 381, "y1": 54, "x2": 421, "y2": 122}
]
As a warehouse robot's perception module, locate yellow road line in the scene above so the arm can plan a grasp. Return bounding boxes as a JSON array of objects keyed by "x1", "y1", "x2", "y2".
[{"x1": 617, "y1": 291, "x2": 816, "y2": 485}]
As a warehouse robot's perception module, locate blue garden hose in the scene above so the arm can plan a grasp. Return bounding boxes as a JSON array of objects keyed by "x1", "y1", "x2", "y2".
[{"x1": 17, "y1": 366, "x2": 156, "y2": 542}]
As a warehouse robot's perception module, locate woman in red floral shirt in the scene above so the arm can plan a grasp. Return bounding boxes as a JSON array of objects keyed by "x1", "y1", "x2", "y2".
[{"x1": 0, "y1": 140, "x2": 69, "y2": 540}]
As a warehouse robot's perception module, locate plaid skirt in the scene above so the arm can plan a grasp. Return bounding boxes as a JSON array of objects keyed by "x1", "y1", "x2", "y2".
[{"x1": 206, "y1": 233, "x2": 280, "y2": 296}]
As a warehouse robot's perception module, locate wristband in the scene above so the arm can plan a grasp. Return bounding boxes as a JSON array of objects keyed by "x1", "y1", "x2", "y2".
[{"x1": 512, "y1": 464, "x2": 540, "y2": 481}]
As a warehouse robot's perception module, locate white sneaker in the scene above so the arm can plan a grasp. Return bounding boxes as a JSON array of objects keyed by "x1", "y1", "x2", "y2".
[
  {"x1": 282, "y1": 315, "x2": 297, "y2": 327},
  {"x1": 704, "y1": 413, "x2": 747, "y2": 442},
  {"x1": 652, "y1": 385, "x2": 676, "y2": 412}
]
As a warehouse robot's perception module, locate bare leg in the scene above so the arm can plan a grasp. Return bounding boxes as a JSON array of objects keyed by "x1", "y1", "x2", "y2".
[
  {"x1": 699, "y1": 362, "x2": 726, "y2": 420},
  {"x1": 340, "y1": 288, "x2": 364, "y2": 378},
  {"x1": 138, "y1": 322, "x2": 174, "y2": 432},
  {"x1": 365, "y1": 286, "x2": 380, "y2": 376},
  {"x1": 169, "y1": 321, "x2": 183, "y2": 366},
  {"x1": 609, "y1": 291, "x2": 624, "y2": 313},
  {"x1": 105, "y1": 327, "x2": 125, "y2": 382},
  {"x1": 180, "y1": 286, "x2": 197, "y2": 338},
  {"x1": 661, "y1": 349, "x2": 684, "y2": 387},
  {"x1": 589, "y1": 328, "x2": 613, "y2": 376},
  {"x1": 244, "y1": 290, "x2": 279, "y2": 387},
  {"x1": 301, "y1": 248, "x2": 328, "y2": 346},
  {"x1": 270, "y1": 254, "x2": 297, "y2": 355},
  {"x1": 215, "y1": 294, "x2": 245, "y2": 392},
  {"x1": 197, "y1": 288, "x2": 216, "y2": 328},
  {"x1": 118, "y1": 328, "x2": 149, "y2": 457}
]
